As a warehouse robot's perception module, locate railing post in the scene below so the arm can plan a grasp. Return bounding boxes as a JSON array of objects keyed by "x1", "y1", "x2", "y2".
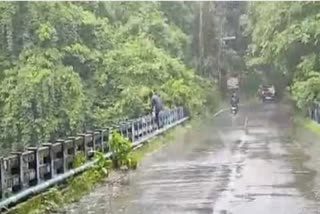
[
  {"x1": 145, "y1": 116, "x2": 149, "y2": 135},
  {"x1": 26, "y1": 148, "x2": 40, "y2": 185},
  {"x1": 122, "y1": 123, "x2": 127, "y2": 140},
  {"x1": 106, "y1": 127, "x2": 112, "y2": 152},
  {"x1": 142, "y1": 117, "x2": 146, "y2": 136},
  {"x1": 176, "y1": 107, "x2": 179, "y2": 119},
  {"x1": 91, "y1": 132, "x2": 96, "y2": 153},
  {"x1": 67, "y1": 137, "x2": 77, "y2": 158},
  {"x1": 85, "y1": 131, "x2": 96, "y2": 158},
  {"x1": 10, "y1": 152, "x2": 23, "y2": 191},
  {"x1": 78, "y1": 134, "x2": 87, "y2": 159},
  {"x1": 152, "y1": 115, "x2": 156, "y2": 131},
  {"x1": 125, "y1": 122, "x2": 130, "y2": 140},
  {"x1": 157, "y1": 113, "x2": 161, "y2": 130},
  {"x1": 147, "y1": 116, "x2": 151, "y2": 134},
  {"x1": 0, "y1": 158, "x2": 4, "y2": 199},
  {"x1": 107, "y1": 127, "x2": 113, "y2": 151},
  {"x1": 176, "y1": 108, "x2": 179, "y2": 121},
  {"x1": 42, "y1": 143, "x2": 54, "y2": 178},
  {"x1": 140, "y1": 118, "x2": 143, "y2": 138},
  {"x1": 119, "y1": 124, "x2": 122, "y2": 136},
  {"x1": 162, "y1": 112, "x2": 166, "y2": 127},
  {"x1": 130, "y1": 121, "x2": 135, "y2": 143},
  {"x1": 122, "y1": 123, "x2": 126, "y2": 140},
  {"x1": 57, "y1": 140, "x2": 68, "y2": 173},
  {"x1": 159, "y1": 111, "x2": 163, "y2": 129},
  {"x1": 142, "y1": 117, "x2": 146, "y2": 137},
  {"x1": 136, "y1": 119, "x2": 140, "y2": 140},
  {"x1": 97, "y1": 129, "x2": 105, "y2": 152}
]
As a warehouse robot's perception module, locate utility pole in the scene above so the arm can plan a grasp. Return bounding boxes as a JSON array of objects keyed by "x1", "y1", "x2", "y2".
[
  {"x1": 217, "y1": 2, "x2": 224, "y2": 92},
  {"x1": 198, "y1": 1, "x2": 204, "y2": 76},
  {"x1": 217, "y1": 2, "x2": 237, "y2": 94},
  {"x1": 218, "y1": 22, "x2": 222, "y2": 89}
]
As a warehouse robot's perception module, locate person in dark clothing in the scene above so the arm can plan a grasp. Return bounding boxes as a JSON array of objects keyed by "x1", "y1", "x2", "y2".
[
  {"x1": 230, "y1": 92, "x2": 239, "y2": 107},
  {"x1": 150, "y1": 92, "x2": 164, "y2": 128}
]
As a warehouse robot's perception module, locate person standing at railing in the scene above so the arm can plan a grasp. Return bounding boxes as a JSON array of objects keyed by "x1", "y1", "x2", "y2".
[{"x1": 149, "y1": 91, "x2": 164, "y2": 128}]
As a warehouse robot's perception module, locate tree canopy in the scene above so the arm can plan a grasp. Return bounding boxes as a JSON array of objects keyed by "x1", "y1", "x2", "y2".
[
  {"x1": 246, "y1": 2, "x2": 320, "y2": 108},
  {"x1": 0, "y1": 2, "x2": 220, "y2": 152}
]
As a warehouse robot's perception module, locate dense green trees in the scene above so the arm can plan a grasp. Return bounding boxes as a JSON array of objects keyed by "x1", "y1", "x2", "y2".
[
  {"x1": 246, "y1": 2, "x2": 320, "y2": 108},
  {"x1": 0, "y1": 2, "x2": 219, "y2": 152},
  {"x1": 192, "y1": 1, "x2": 247, "y2": 92}
]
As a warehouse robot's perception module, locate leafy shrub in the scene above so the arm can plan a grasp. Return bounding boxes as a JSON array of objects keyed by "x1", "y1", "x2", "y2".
[{"x1": 109, "y1": 131, "x2": 137, "y2": 169}]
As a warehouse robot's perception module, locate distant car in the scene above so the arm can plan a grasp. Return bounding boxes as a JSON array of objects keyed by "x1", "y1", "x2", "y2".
[{"x1": 258, "y1": 84, "x2": 275, "y2": 102}]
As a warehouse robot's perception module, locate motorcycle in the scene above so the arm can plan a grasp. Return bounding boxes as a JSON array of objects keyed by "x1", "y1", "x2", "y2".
[{"x1": 231, "y1": 105, "x2": 238, "y2": 115}]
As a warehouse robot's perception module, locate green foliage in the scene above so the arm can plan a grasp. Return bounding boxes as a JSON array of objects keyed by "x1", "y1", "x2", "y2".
[
  {"x1": 93, "y1": 151, "x2": 112, "y2": 176},
  {"x1": 109, "y1": 131, "x2": 135, "y2": 169},
  {"x1": 6, "y1": 188, "x2": 63, "y2": 214},
  {"x1": 72, "y1": 153, "x2": 86, "y2": 168},
  {"x1": 64, "y1": 152, "x2": 112, "y2": 204},
  {"x1": 246, "y1": 2, "x2": 320, "y2": 107},
  {"x1": 0, "y1": 2, "x2": 219, "y2": 152},
  {"x1": 0, "y1": 48, "x2": 85, "y2": 151},
  {"x1": 39, "y1": 188, "x2": 64, "y2": 213},
  {"x1": 291, "y1": 74, "x2": 320, "y2": 108},
  {"x1": 191, "y1": 2, "x2": 247, "y2": 83},
  {"x1": 242, "y1": 71, "x2": 263, "y2": 96},
  {"x1": 65, "y1": 168, "x2": 103, "y2": 203}
]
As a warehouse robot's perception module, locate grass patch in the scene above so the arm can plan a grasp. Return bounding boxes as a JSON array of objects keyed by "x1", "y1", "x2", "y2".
[
  {"x1": 294, "y1": 115, "x2": 320, "y2": 136},
  {"x1": 6, "y1": 188, "x2": 64, "y2": 214},
  {"x1": 6, "y1": 166, "x2": 107, "y2": 214}
]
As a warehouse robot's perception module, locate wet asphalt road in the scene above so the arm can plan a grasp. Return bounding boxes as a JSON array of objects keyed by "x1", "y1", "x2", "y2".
[{"x1": 62, "y1": 103, "x2": 320, "y2": 214}]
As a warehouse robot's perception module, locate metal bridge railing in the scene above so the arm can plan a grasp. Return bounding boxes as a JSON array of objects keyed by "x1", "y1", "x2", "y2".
[
  {"x1": 308, "y1": 103, "x2": 320, "y2": 124},
  {"x1": 0, "y1": 106, "x2": 188, "y2": 209}
]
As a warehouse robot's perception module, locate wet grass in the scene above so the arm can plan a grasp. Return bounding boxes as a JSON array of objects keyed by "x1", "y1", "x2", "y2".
[
  {"x1": 5, "y1": 168, "x2": 106, "y2": 214},
  {"x1": 294, "y1": 116, "x2": 320, "y2": 136},
  {"x1": 303, "y1": 120, "x2": 320, "y2": 135},
  {"x1": 291, "y1": 114, "x2": 320, "y2": 201}
]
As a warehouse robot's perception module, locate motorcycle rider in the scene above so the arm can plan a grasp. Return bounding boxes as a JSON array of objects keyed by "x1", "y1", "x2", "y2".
[{"x1": 230, "y1": 92, "x2": 239, "y2": 108}]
